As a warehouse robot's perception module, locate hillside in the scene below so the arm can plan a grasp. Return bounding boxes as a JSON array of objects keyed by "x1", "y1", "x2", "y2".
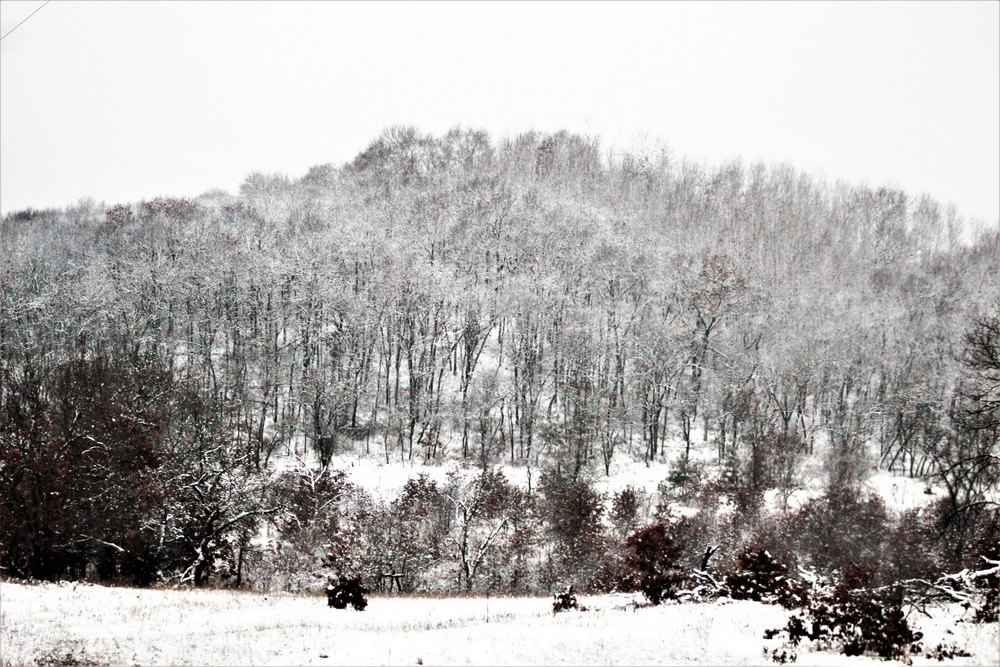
[{"x1": 1, "y1": 127, "x2": 998, "y2": 606}]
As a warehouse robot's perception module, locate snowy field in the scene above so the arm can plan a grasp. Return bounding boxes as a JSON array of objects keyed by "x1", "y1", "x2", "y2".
[{"x1": 1, "y1": 581, "x2": 996, "y2": 666}]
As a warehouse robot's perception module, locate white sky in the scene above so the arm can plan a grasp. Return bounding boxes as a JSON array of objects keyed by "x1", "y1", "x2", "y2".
[{"x1": 2, "y1": 1, "x2": 998, "y2": 226}]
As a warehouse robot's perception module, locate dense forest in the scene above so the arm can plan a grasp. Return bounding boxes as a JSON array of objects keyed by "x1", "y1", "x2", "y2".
[{"x1": 1, "y1": 127, "x2": 998, "y2": 601}]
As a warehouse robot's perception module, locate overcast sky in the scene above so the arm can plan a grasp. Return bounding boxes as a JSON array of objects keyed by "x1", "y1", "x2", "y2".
[{"x1": 2, "y1": 1, "x2": 998, "y2": 228}]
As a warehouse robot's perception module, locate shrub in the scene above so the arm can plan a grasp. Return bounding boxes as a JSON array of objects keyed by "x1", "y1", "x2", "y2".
[
  {"x1": 552, "y1": 584, "x2": 579, "y2": 613},
  {"x1": 767, "y1": 583, "x2": 923, "y2": 663},
  {"x1": 734, "y1": 517, "x2": 800, "y2": 576},
  {"x1": 659, "y1": 458, "x2": 715, "y2": 507},
  {"x1": 923, "y1": 643, "x2": 971, "y2": 660},
  {"x1": 666, "y1": 457, "x2": 702, "y2": 490},
  {"x1": 764, "y1": 646, "x2": 797, "y2": 664},
  {"x1": 787, "y1": 489, "x2": 890, "y2": 578},
  {"x1": 883, "y1": 508, "x2": 941, "y2": 583},
  {"x1": 726, "y1": 549, "x2": 808, "y2": 609},
  {"x1": 616, "y1": 520, "x2": 686, "y2": 605},
  {"x1": 972, "y1": 576, "x2": 998, "y2": 624},
  {"x1": 588, "y1": 551, "x2": 627, "y2": 594},
  {"x1": 326, "y1": 574, "x2": 369, "y2": 610}
]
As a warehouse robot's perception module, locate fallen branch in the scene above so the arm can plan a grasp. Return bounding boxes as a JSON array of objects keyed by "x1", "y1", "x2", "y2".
[{"x1": 854, "y1": 560, "x2": 999, "y2": 616}]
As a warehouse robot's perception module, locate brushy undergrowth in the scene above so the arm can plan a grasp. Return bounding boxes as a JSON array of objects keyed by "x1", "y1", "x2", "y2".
[{"x1": 765, "y1": 583, "x2": 923, "y2": 663}]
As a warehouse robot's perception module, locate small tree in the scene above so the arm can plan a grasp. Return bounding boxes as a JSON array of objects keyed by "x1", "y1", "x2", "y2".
[
  {"x1": 365, "y1": 473, "x2": 451, "y2": 593},
  {"x1": 617, "y1": 520, "x2": 686, "y2": 605},
  {"x1": 725, "y1": 548, "x2": 808, "y2": 609},
  {"x1": 610, "y1": 486, "x2": 643, "y2": 538},
  {"x1": 160, "y1": 384, "x2": 281, "y2": 586},
  {"x1": 445, "y1": 468, "x2": 527, "y2": 591},
  {"x1": 788, "y1": 489, "x2": 889, "y2": 579},
  {"x1": 537, "y1": 469, "x2": 607, "y2": 588}
]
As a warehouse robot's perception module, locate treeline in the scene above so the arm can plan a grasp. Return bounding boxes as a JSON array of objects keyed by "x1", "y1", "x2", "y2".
[
  {"x1": 1, "y1": 126, "x2": 998, "y2": 587},
  {"x1": 259, "y1": 455, "x2": 998, "y2": 612}
]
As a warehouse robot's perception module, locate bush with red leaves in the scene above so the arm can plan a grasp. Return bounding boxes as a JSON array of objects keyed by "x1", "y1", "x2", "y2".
[{"x1": 615, "y1": 520, "x2": 686, "y2": 605}]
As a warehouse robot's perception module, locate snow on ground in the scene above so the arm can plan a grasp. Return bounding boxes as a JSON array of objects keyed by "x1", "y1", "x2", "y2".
[
  {"x1": 865, "y1": 471, "x2": 938, "y2": 513},
  {"x1": 1, "y1": 581, "x2": 996, "y2": 666},
  {"x1": 330, "y1": 454, "x2": 456, "y2": 501},
  {"x1": 324, "y1": 424, "x2": 945, "y2": 522}
]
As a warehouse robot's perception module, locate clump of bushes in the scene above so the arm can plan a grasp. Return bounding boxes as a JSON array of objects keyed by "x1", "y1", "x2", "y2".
[
  {"x1": 923, "y1": 643, "x2": 971, "y2": 661},
  {"x1": 787, "y1": 489, "x2": 890, "y2": 579},
  {"x1": 765, "y1": 582, "x2": 923, "y2": 663}
]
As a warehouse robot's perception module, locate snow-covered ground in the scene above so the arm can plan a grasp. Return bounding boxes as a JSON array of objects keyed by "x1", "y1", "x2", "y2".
[
  {"x1": 321, "y1": 426, "x2": 945, "y2": 520},
  {"x1": 1, "y1": 581, "x2": 996, "y2": 666}
]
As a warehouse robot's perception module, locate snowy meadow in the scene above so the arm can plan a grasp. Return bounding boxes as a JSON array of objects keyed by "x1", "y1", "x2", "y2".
[{"x1": 1, "y1": 580, "x2": 997, "y2": 666}]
